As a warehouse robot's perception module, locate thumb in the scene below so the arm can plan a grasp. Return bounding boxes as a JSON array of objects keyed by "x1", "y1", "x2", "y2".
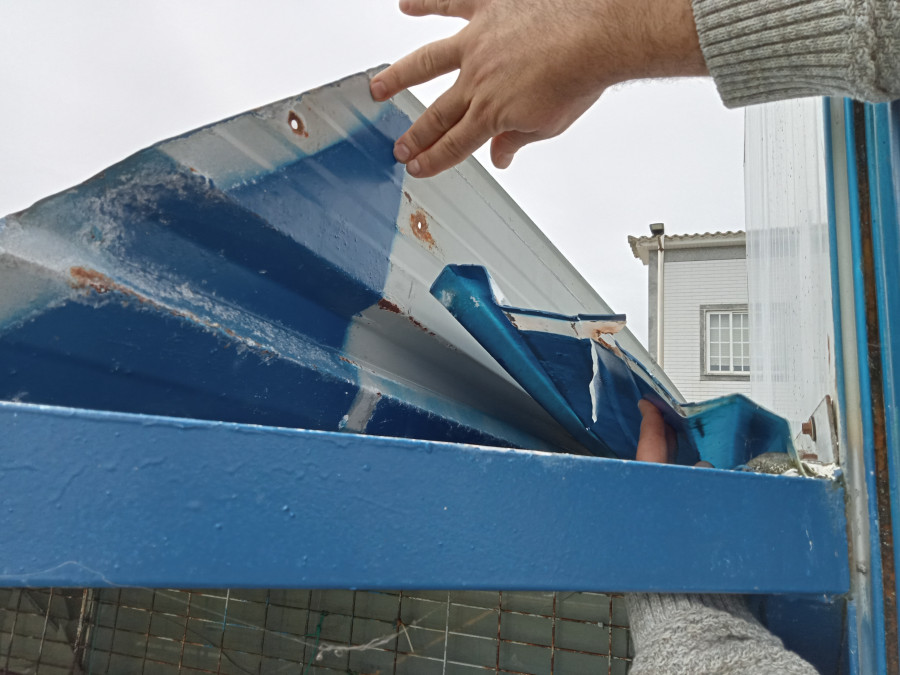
[
  {"x1": 490, "y1": 130, "x2": 542, "y2": 169},
  {"x1": 636, "y1": 400, "x2": 670, "y2": 464}
]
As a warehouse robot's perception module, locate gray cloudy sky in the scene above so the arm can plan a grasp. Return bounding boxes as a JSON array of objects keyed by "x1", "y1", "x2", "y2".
[{"x1": 0, "y1": 1, "x2": 745, "y2": 346}]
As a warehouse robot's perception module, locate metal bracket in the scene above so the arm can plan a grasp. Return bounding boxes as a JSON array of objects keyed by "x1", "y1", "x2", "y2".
[{"x1": 794, "y1": 394, "x2": 841, "y2": 470}]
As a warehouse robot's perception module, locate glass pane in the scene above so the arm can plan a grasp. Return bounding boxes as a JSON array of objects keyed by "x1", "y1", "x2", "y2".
[{"x1": 710, "y1": 314, "x2": 719, "y2": 329}]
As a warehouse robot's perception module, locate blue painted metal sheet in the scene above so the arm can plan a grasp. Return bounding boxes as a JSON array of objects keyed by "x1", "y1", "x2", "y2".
[
  {"x1": 432, "y1": 264, "x2": 795, "y2": 467},
  {"x1": 0, "y1": 401, "x2": 849, "y2": 593},
  {"x1": 5, "y1": 68, "x2": 685, "y2": 456},
  {"x1": 0, "y1": 66, "x2": 799, "y2": 470}
]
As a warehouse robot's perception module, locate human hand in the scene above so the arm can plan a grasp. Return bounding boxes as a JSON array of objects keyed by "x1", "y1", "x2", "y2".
[
  {"x1": 637, "y1": 399, "x2": 713, "y2": 466},
  {"x1": 370, "y1": 0, "x2": 707, "y2": 178}
]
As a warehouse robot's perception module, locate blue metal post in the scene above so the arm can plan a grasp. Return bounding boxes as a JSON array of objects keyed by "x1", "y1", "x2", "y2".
[{"x1": 864, "y1": 101, "x2": 900, "y2": 663}]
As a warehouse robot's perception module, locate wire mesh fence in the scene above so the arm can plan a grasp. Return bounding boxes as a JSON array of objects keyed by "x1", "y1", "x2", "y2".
[{"x1": 1, "y1": 588, "x2": 632, "y2": 674}]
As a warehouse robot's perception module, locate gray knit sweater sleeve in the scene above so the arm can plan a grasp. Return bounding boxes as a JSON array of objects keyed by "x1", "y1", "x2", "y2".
[
  {"x1": 692, "y1": 0, "x2": 900, "y2": 106},
  {"x1": 625, "y1": 593, "x2": 818, "y2": 674}
]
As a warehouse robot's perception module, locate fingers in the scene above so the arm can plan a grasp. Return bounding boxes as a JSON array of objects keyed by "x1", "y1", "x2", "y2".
[
  {"x1": 399, "y1": 0, "x2": 476, "y2": 19},
  {"x1": 394, "y1": 86, "x2": 468, "y2": 161},
  {"x1": 637, "y1": 399, "x2": 713, "y2": 467},
  {"x1": 490, "y1": 130, "x2": 543, "y2": 169},
  {"x1": 636, "y1": 400, "x2": 669, "y2": 464},
  {"x1": 405, "y1": 112, "x2": 490, "y2": 177},
  {"x1": 371, "y1": 37, "x2": 461, "y2": 101}
]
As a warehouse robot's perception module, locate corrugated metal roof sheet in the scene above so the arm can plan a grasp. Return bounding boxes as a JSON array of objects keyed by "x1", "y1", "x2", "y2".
[
  {"x1": 0, "y1": 68, "x2": 788, "y2": 465},
  {"x1": 0, "y1": 67, "x2": 680, "y2": 454}
]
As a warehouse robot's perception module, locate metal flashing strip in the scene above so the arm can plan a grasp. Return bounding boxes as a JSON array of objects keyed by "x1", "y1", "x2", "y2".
[
  {"x1": 432, "y1": 264, "x2": 795, "y2": 468},
  {"x1": 0, "y1": 401, "x2": 849, "y2": 593}
]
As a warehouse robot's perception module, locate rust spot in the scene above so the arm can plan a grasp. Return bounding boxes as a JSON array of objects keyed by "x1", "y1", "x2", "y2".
[
  {"x1": 377, "y1": 298, "x2": 402, "y2": 314},
  {"x1": 69, "y1": 266, "x2": 146, "y2": 303},
  {"x1": 409, "y1": 209, "x2": 435, "y2": 248},
  {"x1": 592, "y1": 327, "x2": 621, "y2": 340},
  {"x1": 407, "y1": 316, "x2": 427, "y2": 332},
  {"x1": 68, "y1": 266, "x2": 273, "y2": 355},
  {"x1": 594, "y1": 335, "x2": 624, "y2": 357},
  {"x1": 70, "y1": 266, "x2": 112, "y2": 293},
  {"x1": 338, "y1": 355, "x2": 355, "y2": 365},
  {"x1": 288, "y1": 111, "x2": 309, "y2": 138},
  {"x1": 403, "y1": 191, "x2": 412, "y2": 202},
  {"x1": 189, "y1": 167, "x2": 198, "y2": 173}
]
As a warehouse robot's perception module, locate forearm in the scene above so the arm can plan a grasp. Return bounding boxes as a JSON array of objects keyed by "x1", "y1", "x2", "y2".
[
  {"x1": 599, "y1": 0, "x2": 708, "y2": 86},
  {"x1": 625, "y1": 593, "x2": 818, "y2": 674},
  {"x1": 692, "y1": 0, "x2": 900, "y2": 106}
]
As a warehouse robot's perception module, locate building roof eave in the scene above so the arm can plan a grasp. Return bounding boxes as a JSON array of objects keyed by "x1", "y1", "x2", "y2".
[{"x1": 628, "y1": 231, "x2": 746, "y2": 265}]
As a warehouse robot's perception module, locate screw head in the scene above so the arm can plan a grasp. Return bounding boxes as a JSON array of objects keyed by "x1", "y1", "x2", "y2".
[{"x1": 801, "y1": 418, "x2": 817, "y2": 441}]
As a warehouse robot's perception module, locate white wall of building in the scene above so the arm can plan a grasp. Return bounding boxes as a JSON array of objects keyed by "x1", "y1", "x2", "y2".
[{"x1": 662, "y1": 257, "x2": 751, "y2": 402}]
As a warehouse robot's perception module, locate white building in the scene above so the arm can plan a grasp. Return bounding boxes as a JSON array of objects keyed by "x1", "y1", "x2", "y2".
[{"x1": 629, "y1": 229, "x2": 750, "y2": 403}]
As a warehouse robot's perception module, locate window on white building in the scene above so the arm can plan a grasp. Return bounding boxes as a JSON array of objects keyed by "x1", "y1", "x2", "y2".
[{"x1": 703, "y1": 307, "x2": 750, "y2": 376}]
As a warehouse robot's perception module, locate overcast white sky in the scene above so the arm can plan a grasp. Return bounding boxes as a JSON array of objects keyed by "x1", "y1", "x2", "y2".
[{"x1": 0, "y1": 1, "x2": 745, "y2": 346}]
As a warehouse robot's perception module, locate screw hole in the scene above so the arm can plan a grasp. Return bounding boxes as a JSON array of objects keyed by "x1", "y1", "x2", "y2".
[
  {"x1": 288, "y1": 111, "x2": 307, "y2": 136},
  {"x1": 417, "y1": 221, "x2": 423, "y2": 230}
]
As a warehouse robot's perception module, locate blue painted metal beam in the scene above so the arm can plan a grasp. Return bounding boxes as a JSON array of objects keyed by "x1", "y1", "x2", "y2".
[{"x1": 0, "y1": 401, "x2": 849, "y2": 593}]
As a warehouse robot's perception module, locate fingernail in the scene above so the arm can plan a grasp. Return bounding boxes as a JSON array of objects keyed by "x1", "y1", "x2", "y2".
[
  {"x1": 407, "y1": 159, "x2": 421, "y2": 177},
  {"x1": 495, "y1": 152, "x2": 513, "y2": 169},
  {"x1": 399, "y1": 0, "x2": 412, "y2": 11},
  {"x1": 394, "y1": 142, "x2": 411, "y2": 162},
  {"x1": 370, "y1": 80, "x2": 387, "y2": 101}
]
